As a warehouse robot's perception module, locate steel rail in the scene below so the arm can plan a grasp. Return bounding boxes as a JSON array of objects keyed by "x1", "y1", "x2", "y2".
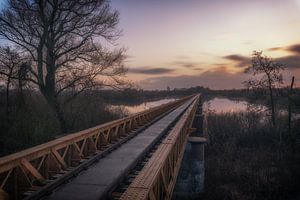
[
  {"x1": 120, "y1": 94, "x2": 200, "y2": 200},
  {"x1": 111, "y1": 96, "x2": 198, "y2": 199},
  {"x1": 0, "y1": 95, "x2": 194, "y2": 200}
]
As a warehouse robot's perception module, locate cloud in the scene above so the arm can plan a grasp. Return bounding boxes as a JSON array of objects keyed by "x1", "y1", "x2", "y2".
[
  {"x1": 135, "y1": 60, "x2": 300, "y2": 90},
  {"x1": 172, "y1": 61, "x2": 199, "y2": 68},
  {"x1": 222, "y1": 50, "x2": 300, "y2": 69},
  {"x1": 171, "y1": 56, "x2": 203, "y2": 69},
  {"x1": 139, "y1": 69, "x2": 249, "y2": 90},
  {"x1": 129, "y1": 67, "x2": 175, "y2": 75},
  {"x1": 193, "y1": 67, "x2": 203, "y2": 71},
  {"x1": 277, "y1": 55, "x2": 300, "y2": 69},
  {"x1": 266, "y1": 43, "x2": 300, "y2": 68},
  {"x1": 286, "y1": 44, "x2": 300, "y2": 54},
  {"x1": 268, "y1": 47, "x2": 283, "y2": 51},
  {"x1": 225, "y1": 53, "x2": 300, "y2": 70},
  {"x1": 268, "y1": 43, "x2": 300, "y2": 54},
  {"x1": 223, "y1": 54, "x2": 250, "y2": 68},
  {"x1": 182, "y1": 63, "x2": 195, "y2": 68},
  {"x1": 223, "y1": 54, "x2": 248, "y2": 62}
]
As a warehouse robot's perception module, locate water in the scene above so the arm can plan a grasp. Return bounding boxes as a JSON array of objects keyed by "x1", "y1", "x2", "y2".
[
  {"x1": 110, "y1": 97, "x2": 262, "y2": 115},
  {"x1": 203, "y1": 97, "x2": 250, "y2": 113},
  {"x1": 203, "y1": 97, "x2": 271, "y2": 114},
  {"x1": 110, "y1": 96, "x2": 298, "y2": 118},
  {"x1": 109, "y1": 98, "x2": 177, "y2": 114},
  {"x1": 202, "y1": 97, "x2": 300, "y2": 120}
]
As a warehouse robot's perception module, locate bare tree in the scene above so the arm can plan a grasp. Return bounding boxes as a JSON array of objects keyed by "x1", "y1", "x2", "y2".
[
  {"x1": 0, "y1": 46, "x2": 23, "y2": 119},
  {"x1": 244, "y1": 51, "x2": 284, "y2": 127},
  {"x1": 0, "y1": 0, "x2": 127, "y2": 132}
]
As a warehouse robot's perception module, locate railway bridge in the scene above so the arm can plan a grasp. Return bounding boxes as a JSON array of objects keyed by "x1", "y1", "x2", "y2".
[{"x1": 0, "y1": 94, "x2": 206, "y2": 200}]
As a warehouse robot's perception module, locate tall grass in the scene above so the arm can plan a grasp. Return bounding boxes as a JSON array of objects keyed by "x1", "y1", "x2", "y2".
[
  {"x1": 0, "y1": 91, "x2": 127, "y2": 156},
  {"x1": 203, "y1": 111, "x2": 300, "y2": 200}
]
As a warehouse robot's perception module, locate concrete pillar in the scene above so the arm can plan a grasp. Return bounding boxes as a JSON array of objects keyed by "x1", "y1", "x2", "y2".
[{"x1": 172, "y1": 102, "x2": 206, "y2": 200}]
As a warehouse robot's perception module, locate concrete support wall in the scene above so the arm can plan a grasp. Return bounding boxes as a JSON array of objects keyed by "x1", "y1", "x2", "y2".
[{"x1": 172, "y1": 102, "x2": 206, "y2": 200}]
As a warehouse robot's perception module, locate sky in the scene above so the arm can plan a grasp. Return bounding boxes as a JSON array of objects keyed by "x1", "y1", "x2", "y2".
[
  {"x1": 110, "y1": 0, "x2": 300, "y2": 89},
  {"x1": 0, "y1": 0, "x2": 299, "y2": 90}
]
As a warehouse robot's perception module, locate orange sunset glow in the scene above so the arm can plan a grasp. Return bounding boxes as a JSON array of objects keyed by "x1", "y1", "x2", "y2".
[
  {"x1": 0, "y1": 1, "x2": 300, "y2": 199},
  {"x1": 111, "y1": 0, "x2": 300, "y2": 89}
]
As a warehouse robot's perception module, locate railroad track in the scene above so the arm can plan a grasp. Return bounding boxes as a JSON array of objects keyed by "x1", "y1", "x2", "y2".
[
  {"x1": 41, "y1": 96, "x2": 197, "y2": 200},
  {"x1": 117, "y1": 96, "x2": 199, "y2": 200},
  {"x1": 111, "y1": 127, "x2": 173, "y2": 200},
  {"x1": 0, "y1": 95, "x2": 196, "y2": 200}
]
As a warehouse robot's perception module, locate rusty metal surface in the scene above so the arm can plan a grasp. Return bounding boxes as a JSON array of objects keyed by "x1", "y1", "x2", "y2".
[{"x1": 0, "y1": 95, "x2": 194, "y2": 200}]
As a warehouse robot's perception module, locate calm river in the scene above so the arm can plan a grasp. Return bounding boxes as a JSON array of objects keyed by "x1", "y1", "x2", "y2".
[
  {"x1": 109, "y1": 98, "x2": 177, "y2": 114},
  {"x1": 109, "y1": 97, "x2": 259, "y2": 115},
  {"x1": 203, "y1": 97, "x2": 259, "y2": 113}
]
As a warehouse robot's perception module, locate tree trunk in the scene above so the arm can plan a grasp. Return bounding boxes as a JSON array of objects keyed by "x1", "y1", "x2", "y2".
[
  {"x1": 47, "y1": 95, "x2": 68, "y2": 133},
  {"x1": 288, "y1": 76, "x2": 295, "y2": 153},
  {"x1": 17, "y1": 79, "x2": 25, "y2": 107},
  {"x1": 53, "y1": 101, "x2": 68, "y2": 134},
  {"x1": 6, "y1": 78, "x2": 10, "y2": 114},
  {"x1": 269, "y1": 85, "x2": 276, "y2": 127},
  {"x1": 17, "y1": 66, "x2": 26, "y2": 107},
  {"x1": 41, "y1": 70, "x2": 68, "y2": 134},
  {"x1": 5, "y1": 77, "x2": 11, "y2": 124},
  {"x1": 40, "y1": 42, "x2": 68, "y2": 134},
  {"x1": 288, "y1": 77, "x2": 295, "y2": 134}
]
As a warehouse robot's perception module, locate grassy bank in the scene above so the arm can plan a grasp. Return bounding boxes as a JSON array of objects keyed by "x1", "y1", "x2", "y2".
[{"x1": 203, "y1": 111, "x2": 300, "y2": 200}]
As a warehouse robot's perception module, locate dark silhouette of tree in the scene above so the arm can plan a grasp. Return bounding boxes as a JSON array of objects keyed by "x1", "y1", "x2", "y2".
[
  {"x1": 244, "y1": 51, "x2": 284, "y2": 127},
  {"x1": 288, "y1": 76, "x2": 295, "y2": 147},
  {"x1": 0, "y1": 0, "x2": 127, "y2": 132},
  {"x1": 0, "y1": 46, "x2": 23, "y2": 119}
]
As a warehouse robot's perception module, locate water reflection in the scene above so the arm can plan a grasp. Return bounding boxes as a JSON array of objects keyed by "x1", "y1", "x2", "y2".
[
  {"x1": 110, "y1": 98, "x2": 177, "y2": 114},
  {"x1": 203, "y1": 97, "x2": 249, "y2": 113},
  {"x1": 203, "y1": 97, "x2": 268, "y2": 113},
  {"x1": 109, "y1": 96, "x2": 298, "y2": 123},
  {"x1": 110, "y1": 97, "x2": 270, "y2": 116},
  {"x1": 203, "y1": 97, "x2": 300, "y2": 121}
]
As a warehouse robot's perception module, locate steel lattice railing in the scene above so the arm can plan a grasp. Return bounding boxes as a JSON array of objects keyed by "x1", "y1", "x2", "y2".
[
  {"x1": 0, "y1": 96, "x2": 193, "y2": 200},
  {"x1": 120, "y1": 95, "x2": 200, "y2": 200}
]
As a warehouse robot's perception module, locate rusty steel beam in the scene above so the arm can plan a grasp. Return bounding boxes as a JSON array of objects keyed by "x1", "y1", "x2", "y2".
[
  {"x1": 120, "y1": 95, "x2": 200, "y2": 200},
  {"x1": 0, "y1": 95, "x2": 194, "y2": 200}
]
